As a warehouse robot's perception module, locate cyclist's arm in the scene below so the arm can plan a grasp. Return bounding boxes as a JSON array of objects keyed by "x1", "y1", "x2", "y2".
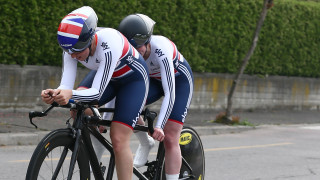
[
  {"x1": 155, "y1": 47, "x2": 176, "y2": 129},
  {"x1": 57, "y1": 53, "x2": 78, "y2": 90},
  {"x1": 71, "y1": 30, "x2": 122, "y2": 102}
]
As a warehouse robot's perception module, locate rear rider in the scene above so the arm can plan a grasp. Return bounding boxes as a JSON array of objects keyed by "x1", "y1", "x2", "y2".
[
  {"x1": 118, "y1": 14, "x2": 194, "y2": 180},
  {"x1": 40, "y1": 6, "x2": 149, "y2": 180},
  {"x1": 78, "y1": 13, "x2": 194, "y2": 180}
]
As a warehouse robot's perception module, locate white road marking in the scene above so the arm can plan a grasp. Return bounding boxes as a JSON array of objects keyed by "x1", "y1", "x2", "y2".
[{"x1": 301, "y1": 126, "x2": 320, "y2": 130}]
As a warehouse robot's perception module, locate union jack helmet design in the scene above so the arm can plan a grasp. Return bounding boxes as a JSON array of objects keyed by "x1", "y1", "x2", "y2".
[{"x1": 57, "y1": 6, "x2": 98, "y2": 53}]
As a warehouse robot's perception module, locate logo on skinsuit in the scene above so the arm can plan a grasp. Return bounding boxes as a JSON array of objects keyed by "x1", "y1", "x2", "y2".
[
  {"x1": 179, "y1": 133, "x2": 192, "y2": 145},
  {"x1": 101, "y1": 42, "x2": 110, "y2": 50},
  {"x1": 155, "y1": 49, "x2": 164, "y2": 57}
]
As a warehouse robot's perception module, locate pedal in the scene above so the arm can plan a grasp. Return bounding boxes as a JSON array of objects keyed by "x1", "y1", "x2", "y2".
[
  {"x1": 102, "y1": 129, "x2": 108, "y2": 133},
  {"x1": 180, "y1": 171, "x2": 195, "y2": 180},
  {"x1": 100, "y1": 162, "x2": 106, "y2": 176},
  {"x1": 143, "y1": 161, "x2": 157, "y2": 179}
]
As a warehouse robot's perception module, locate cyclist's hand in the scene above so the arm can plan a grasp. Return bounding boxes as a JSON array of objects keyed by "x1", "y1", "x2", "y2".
[
  {"x1": 70, "y1": 109, "x2": 77, "y2": 119},
  {"x1": 41, "y1": 89, "x2": 55, "y2": 104},
  {"x1": 98, "y1": 126, "x2": 106, "y2": 133},
  {"x1": 152, "y1": 127, "x2": 165, "y2": 142},
  {"x1": 54, "y1": 89, "x2": 72, "y2": 105}
]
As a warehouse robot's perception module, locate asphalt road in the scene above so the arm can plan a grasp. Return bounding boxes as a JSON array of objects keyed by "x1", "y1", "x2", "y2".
[{"x1": 1, "y1": 124, "x2": 320, "y2": 180}]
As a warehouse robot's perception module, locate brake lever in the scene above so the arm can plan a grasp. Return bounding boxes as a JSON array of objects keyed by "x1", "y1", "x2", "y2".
[
  {"x1": 29, "y1": 102, "x2": 59, "y2": 128},
  {"x1": 143, "y1": 108, "x2": 157, "y2": 135}
]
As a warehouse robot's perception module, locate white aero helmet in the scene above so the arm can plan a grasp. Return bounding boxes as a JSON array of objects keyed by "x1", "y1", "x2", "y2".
[{"x1": 57, "y1": 6, "x2": 98, "y2": 53}]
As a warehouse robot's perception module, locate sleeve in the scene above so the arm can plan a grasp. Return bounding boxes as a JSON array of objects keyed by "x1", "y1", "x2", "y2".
[
  {"x1": 57, "y1": 53, "x2": 78, "y2": 90},
  {"x1": 71, "y1": 31, "x2": 122, "y2": 102},
  {"x1": 155, "y1": 46, "x2": 176, "y2": 129}
]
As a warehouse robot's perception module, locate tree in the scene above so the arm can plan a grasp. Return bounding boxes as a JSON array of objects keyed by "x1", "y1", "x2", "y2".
[{"x1": 223, "y1": 0, "x2": 274, "y2": 123}]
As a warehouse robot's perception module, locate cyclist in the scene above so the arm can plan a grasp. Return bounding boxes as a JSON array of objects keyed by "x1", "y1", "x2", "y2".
[
  {"x1": 78, "y1": 13, "x2": 194, "y2": 180},
  {"x1": 119, "y1": 14, "x2": 194, "y2": 180},
  {"x1": 40, "y1": 6, "x2": 149, "y2": 180}
]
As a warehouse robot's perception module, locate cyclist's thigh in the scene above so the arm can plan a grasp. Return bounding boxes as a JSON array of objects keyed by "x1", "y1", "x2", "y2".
[
  {"x1": 78, "y1": 70, "x2": 97, "y2": 88},
  {"x1": 168, "y1": 74, "x2": 193, "y2": 124},
  {"x1": 112, "y1": 77, "x2": 147, "y2": 129},
  {"x1": 146, "y1": 78, "x2": 164, "y2": 105},
  {"x1": 98, "y1": 82, "x2": 117, "y2": 106}
]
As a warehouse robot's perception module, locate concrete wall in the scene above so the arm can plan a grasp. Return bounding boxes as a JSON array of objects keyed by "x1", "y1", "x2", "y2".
[
  {"x1": 190, "y1": 73, "x2": 320, "y2": 110},
  {"x1": 0, "y1": 65, "x2": 90, "y2": 111},
  {"x1": 1, "y1": 64, "x2": 320, "y2": 112}
]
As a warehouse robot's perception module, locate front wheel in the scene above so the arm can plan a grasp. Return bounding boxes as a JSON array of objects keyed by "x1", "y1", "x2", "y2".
[
  {"x1": 26, "y1": 129, "x2": 90, "y2": 180},
  {"x1": 179, "y1": 126, "x2": 205, "y2": 180}
]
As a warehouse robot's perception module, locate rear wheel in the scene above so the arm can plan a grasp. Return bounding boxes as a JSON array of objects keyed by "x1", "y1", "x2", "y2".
[
  {"x1": 160, "y1": 126, "x2": 205, "y2": 180},
  {"x1": 26, "y1": 129, "x2": 90, "y2": 180},
  {"x1": 179, "y1": 126, "x2": 205, "y2": 180}
]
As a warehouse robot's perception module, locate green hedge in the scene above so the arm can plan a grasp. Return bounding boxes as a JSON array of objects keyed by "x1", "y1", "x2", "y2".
[{"x1": 1, "y1": 0, "x2": 319, "y2": 77}]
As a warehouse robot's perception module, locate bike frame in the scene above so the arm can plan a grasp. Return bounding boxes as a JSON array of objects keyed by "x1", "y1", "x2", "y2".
[
  {"x1": 67, "y1": 107, "x2": 165, "y2": 180},
  {"x1": 29, "y1": 102, "x2": 197, "y2": 180}
]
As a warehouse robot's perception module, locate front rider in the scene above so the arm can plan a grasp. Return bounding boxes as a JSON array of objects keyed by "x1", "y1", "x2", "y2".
[{"x1": 40, "y1": 6, "x2": 149, "y2": 180}]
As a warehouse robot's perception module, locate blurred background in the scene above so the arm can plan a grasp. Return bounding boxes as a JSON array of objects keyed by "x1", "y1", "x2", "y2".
[{"x1": 0, "y1": 0, "x2": 319, "y2": 116}]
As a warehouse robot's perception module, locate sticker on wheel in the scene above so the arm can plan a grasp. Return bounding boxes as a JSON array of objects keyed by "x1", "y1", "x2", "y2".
[{"x1": 179, "y1": 133, "x2": 192, "y2": 145}]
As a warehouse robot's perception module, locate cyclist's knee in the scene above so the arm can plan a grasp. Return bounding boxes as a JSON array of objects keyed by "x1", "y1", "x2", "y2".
[
  {"x1": 164, "y1": 121, "x2": 182, "y2": 139},
  {"x1": 111, "y1": 138, "x2": 126, "y2": 153},
  {"x1": 110, "y1": 122, "x2": 132, "y2": 152},
  {"x1": 164, "y1": 135, "x2": 180, "y2": 150}
]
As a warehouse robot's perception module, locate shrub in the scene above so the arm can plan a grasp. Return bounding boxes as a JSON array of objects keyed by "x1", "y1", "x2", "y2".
[{"x1": 1, "y1": 0, "x2": 319, "y2": 77}]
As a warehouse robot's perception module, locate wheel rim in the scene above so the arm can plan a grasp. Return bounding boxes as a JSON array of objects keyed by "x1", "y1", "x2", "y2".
[
  {"x1": 179, "y1": 128, "x2": 205, "y2": 180},
  {"x1": 37, "y1": 145, "x2": 83, "y2": 179}
]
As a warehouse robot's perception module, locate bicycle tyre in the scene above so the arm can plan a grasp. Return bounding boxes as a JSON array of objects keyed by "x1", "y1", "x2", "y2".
[
  {"x1": 159, "y1": 126, "x2": 205, "y2": 180},
  {"x1": 26, "y1": 128, "x2": 90, "y2": 180},
  {"x1": 179, "y1": 126, "x2": 205, "y2": 179}
]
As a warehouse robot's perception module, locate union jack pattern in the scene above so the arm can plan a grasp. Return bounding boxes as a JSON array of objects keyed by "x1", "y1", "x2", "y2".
[{"x1": 57, "y1": 7, "x2": 93, "y2": 49}]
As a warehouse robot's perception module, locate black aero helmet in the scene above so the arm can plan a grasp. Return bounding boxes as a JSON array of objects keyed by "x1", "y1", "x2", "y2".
[
  {"x1": 57, "y1": 6, "x2": 98, "y2": 54},
  {"x1": 118, "y1": 14, "x2": 155, "y2": 48}
]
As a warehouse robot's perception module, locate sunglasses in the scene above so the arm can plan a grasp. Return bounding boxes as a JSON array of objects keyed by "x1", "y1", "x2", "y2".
[
  {"x1": 61, "y1": 34, "x2": 93, "y2": 54},
  {"x1": 62, "y1": 47, "x2": 87, "y2": 54},
  {"x1": 129, "y1": 34, "x2": 151, "y2": 48}
]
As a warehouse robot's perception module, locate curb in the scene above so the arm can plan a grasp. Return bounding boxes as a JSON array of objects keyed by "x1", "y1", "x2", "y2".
[
  {"x1": 0, "y1": 125, "x2": 256, "y2": 146},
  {"x1": 194, "y1": 125, "x2": 256, "y2": 136},
  {"x1": 0, "y1": 131, "x2": 49, "y2": 146}
]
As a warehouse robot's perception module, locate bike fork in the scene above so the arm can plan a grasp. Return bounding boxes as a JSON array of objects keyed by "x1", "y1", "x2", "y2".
[
  {"x1": 52, "y1": 147, "x2": 69, "y2": 179},
  {"x1": 67, "y1": 129, "x2": 81, "y2": 180}
]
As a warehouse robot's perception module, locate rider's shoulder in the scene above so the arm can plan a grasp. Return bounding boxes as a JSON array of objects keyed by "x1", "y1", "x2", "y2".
[
  {"x1": 151, "y1": 35, "x2": 173, "y2": 46},
  {"x1": 150, "y1": 35, "x2": 175, "y2": 53},
  {"x1": 151, "y1": 35, "x2": 167, "y2": 42},
  {"x1": 96, "y1": 28, "x2": 119, "y2": 36},
  {"x1": 95, "y1": 28, "x2": 123, "y2": 48}
]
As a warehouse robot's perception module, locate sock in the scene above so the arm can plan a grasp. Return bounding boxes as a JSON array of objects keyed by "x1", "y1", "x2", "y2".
[
  {"x1": 165, "y1": 173, "x2": 179, "y2": 180},
  {"x1": 135, "y1": 131, "x2": 151, "y2": 146}
]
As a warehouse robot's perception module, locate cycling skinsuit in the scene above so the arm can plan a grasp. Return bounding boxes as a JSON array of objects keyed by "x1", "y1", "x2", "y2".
[
  {"x1": 58, "y1": 28, "x2": 149, "y2": 129},
  {"x1": 145, "y1": 35, "x2": 193, "y2": 129},
  {"x1": 79, "y1": 35, "x2": 193, "y2": 129}
]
